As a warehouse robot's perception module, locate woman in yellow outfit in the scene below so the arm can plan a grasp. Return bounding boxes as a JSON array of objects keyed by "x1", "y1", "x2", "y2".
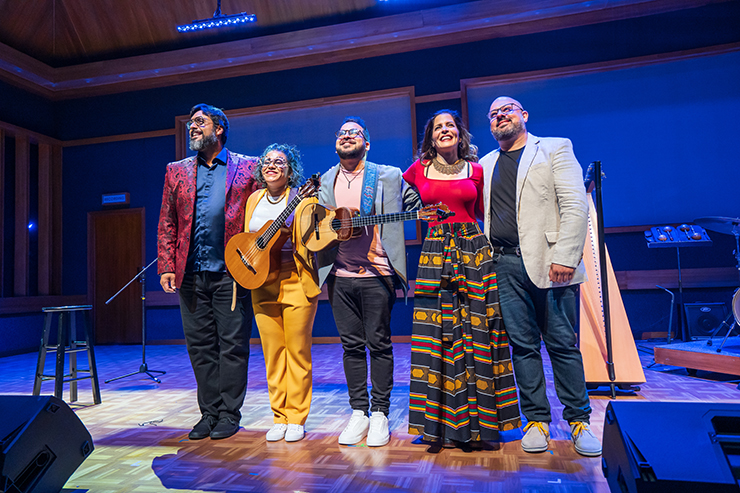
[{"x1": 244, "y1": 143, "x2": 320, "y2": 442}]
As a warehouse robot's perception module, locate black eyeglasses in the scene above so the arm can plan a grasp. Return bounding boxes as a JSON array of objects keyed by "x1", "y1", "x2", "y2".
[
  {"x1": 186, "y1": 116, "x2": 212, "y2": 130},
  {"x1": 335, "y1": 128, "x2": 366, "y2": 139},
  {"x1": 487, "y1": 103, "x2": 522, "y2": 121}
]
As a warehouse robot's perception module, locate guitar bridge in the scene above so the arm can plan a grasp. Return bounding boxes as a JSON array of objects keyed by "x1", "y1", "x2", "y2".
[{"x1": 236, "y1": 248, "x2": 257, "y2": 274}]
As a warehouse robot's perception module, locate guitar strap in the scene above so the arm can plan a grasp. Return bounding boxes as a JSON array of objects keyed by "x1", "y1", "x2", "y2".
[
  {"x1": 284, "y1": 188, "x2": 298, "y2": 227},
  {"x1": 360, "y1": 161, "x2": 378, "y2": 217}
]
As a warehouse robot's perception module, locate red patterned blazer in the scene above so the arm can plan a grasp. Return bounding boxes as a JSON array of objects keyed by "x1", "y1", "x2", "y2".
[{"x1": 157, "y1": 150, "x2": 258, "y2": 288}]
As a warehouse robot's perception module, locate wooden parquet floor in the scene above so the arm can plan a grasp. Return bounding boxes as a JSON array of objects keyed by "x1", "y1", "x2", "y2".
[{"x1": 2, "y1": 341, "x2": 740, "y2": 493}]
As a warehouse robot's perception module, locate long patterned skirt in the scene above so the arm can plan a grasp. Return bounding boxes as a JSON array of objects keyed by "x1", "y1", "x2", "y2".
[{"x1": 408, "y1": 222, "x2": 521, "y2": 441}]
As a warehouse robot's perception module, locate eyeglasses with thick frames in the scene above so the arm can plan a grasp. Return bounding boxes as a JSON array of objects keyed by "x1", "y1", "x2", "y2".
[
  {"x1": 262, "y1": 158, "x2": 288, "y2": 169},
  {"x1": 186, "y1": 116, "x2": 212, "y2": 130},
  {"x1": 335, "y1": 128, "x2": 366, "y2": 140},
  {"x1": 488, "y1": 103, "x2": 523, "y2": 121}
]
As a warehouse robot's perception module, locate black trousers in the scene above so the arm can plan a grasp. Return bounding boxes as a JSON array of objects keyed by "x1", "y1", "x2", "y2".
[
  {"x1": 179, "y1": 271, "x2": 253, "y2": 420},
  {"x1": 327, "y1": 275, "x2": 395, "y2": 415}
]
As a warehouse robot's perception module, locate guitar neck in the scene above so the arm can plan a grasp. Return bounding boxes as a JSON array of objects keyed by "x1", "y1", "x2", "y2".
[
  {"x1": 262, "y1": 194, "x2": 303, "y2": 241},
  {"x1": 349, "y1": 210, "x2": 420, "y2": 227}
]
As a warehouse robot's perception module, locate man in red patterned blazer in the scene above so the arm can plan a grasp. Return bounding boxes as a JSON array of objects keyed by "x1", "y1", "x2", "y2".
[{"x1": 158, "y1": 104, "x2": 258, "y2": 440}]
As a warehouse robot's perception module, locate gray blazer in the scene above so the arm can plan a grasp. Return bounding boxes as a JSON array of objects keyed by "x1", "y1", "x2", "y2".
[
  {"x1": 317, "y1": 161, "x2": 421, "y2": 296},
  {"x1": 480, "y1": 133, "x2": 588, "y2": 290}
]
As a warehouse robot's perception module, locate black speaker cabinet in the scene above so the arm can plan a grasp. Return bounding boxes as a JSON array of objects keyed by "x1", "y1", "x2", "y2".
[
  {"x1": 602, "y1": 401, "x2": 740, "y2": 492},
  {"x1": 0, "y1": 395, "x2": 94, "y2": 493},
  {"x1": 684, "y1": 302, "x2": 730, "y2": 339}
]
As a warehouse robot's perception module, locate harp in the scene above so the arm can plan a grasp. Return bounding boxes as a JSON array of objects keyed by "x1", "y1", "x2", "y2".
[{"x1": 579, "y1": 162, "x2": 645, "y2": 390}]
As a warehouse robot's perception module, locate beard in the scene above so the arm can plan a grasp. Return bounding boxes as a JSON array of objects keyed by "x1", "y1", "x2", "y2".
[
  {"x1": 336, "y1": 144, "x2": 366, "y2": 160},
  {"x1": 189, "y1": 131, "x2": 218, "y2": 151},
  {"x1": 492, "y1": 118, "x2": 525, "y2": 142}
]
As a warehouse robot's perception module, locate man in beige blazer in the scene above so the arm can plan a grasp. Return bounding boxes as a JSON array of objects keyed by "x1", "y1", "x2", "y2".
[{"x1": 479, "y1": 96, "x2": 601, "y2": 457}]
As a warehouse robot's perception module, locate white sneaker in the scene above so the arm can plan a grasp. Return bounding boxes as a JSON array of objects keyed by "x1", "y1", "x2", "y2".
[
  {"x1": 285, "y1": 424, "x2": 305, "y2": 442},
  {"x1": 338, "y1": 410, "x2": 369, "y2": 445},
  {"x1": 266, "y1": 423, "x2": 287, "y2": 442},
  {"x1": 366, "y1": 411, "x2": 390, "y2": 447}
]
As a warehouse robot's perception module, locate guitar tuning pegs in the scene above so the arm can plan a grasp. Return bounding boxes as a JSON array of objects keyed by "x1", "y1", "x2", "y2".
[
  {"x1": 662, "y1": 225, "x2": 673, "y2": 232},
  {"x1": 679, "y1": 224, "x2": 690, "y2": 232},
  {"x1": 658, "y1": 234, "x2": 668, "y2": 241},
  {"x1": 691, "y1": 232, "x2": 702, "y2": 240}
]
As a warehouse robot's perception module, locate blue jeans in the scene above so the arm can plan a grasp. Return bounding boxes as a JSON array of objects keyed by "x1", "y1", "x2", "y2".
[{"x1": 494, "y1": 253, "x2": 591, "y2": 423}]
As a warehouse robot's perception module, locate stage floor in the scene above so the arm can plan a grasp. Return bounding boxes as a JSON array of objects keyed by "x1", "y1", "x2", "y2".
[{"x1": 2, "y1": 342, "x2": 739, "y2": 493}]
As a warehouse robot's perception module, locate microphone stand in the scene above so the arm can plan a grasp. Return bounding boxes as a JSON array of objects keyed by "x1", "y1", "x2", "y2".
[{"x1": 104, "y1": 258, "x2": 166, "y2": 383}]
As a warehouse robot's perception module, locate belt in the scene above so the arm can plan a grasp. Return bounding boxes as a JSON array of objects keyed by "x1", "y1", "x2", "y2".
[{"x1": 491, "y1": 245, "x2": 521, "y2": 256}]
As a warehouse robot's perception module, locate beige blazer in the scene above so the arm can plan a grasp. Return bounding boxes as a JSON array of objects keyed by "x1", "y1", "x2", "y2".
[{"x1": 480, "y1": 133, "x2": 588, "y2": 290}]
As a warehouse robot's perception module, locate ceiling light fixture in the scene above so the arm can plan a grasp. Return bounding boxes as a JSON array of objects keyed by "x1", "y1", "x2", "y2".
[{"x1": 177, "y1": 0, "x2": 256, "y2": 33}]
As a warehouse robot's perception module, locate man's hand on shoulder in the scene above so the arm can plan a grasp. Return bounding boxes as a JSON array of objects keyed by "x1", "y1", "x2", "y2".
[
  {"x1": 160, "y1": 273, "x2": 176, "y2": 293},
  {"x1": 549, "y1": 263, "x2": 575, "y2": 284}
]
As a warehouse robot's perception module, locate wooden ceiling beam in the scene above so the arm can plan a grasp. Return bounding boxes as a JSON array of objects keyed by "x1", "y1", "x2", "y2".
[{"x1": 0, "y1": 0, "x2": 725, "y2": 100}]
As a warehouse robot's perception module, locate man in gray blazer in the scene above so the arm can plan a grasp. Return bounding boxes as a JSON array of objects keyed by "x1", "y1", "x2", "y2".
[
  {"x1": 317, "y1": 117, "x2": 420, "y2": 448},
  {"x1": 480, "y1": 96, "x2": 601, "y2": 457}
]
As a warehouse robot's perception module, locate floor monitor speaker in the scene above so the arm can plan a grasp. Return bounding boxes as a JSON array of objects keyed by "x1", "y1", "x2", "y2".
[
  {"x1": 0, "y1": 395, "x2": 93, "y2": 493},
  {"x1": 602, "y1": 401, "x2": 740, "y2": 492}
]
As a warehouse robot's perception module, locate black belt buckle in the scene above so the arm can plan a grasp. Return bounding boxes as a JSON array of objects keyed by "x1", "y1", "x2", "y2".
[{"x1": 492, "y1": 245, "x2": 521, "y2": 257}]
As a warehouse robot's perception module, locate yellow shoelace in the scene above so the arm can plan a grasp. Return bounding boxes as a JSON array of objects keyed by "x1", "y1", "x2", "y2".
[
  {"x1": 570, "y1": 421, "x2": 590, "y2": 438},
  {"x1": 523, "y1": 421, "x2": 549, "y2": 437}
]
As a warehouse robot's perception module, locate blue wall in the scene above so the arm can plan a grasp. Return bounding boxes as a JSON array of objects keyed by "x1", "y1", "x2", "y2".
[{"x1": 2, "y1": 2, "x2": 740, "y2": 351}]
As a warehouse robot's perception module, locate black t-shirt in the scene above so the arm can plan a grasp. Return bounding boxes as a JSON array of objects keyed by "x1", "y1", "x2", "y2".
[{"x1": 488, "y1": 147, "x2": 524, "y2": 247}]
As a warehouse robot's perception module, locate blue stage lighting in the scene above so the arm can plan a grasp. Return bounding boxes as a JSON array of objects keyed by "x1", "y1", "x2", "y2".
[{"x1": 177, "y1": 0, "x2": 256, "y2": 33}]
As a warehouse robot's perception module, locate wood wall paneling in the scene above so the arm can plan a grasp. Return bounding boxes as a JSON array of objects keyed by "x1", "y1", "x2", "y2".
[
  {"x1": 51, "y1": 144, "x2": 63, "y2": 294},
  {"x1": 38, "y1": 143, "x2": 52, "y2": 295},
  {"x1": 14, "y1": 135, "x2": 29, "y2": 296},
  {"x1": 0, "y1": 129, "x2": 4, "y2": 297},
  {"x1": 0, "y1": 294, "x2": 88, "y2": 315}
]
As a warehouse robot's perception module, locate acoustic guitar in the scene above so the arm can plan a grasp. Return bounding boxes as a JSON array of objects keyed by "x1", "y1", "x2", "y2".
[
  {"x1": 225, "y1": 175, "x2": 320, "y2": 290},
  {"x1": 297, "y1": 202, "x2": 454, "y2": 252}
]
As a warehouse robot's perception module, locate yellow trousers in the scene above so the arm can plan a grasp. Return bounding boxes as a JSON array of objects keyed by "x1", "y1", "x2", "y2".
[{"x1": 252, "y1": 263, "x2": 317, "y2": 425}]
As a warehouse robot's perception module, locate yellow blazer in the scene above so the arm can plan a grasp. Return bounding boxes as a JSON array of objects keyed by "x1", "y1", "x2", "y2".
[{"x1": 243, "y1": 188, "x2": 321, "y2": 298}]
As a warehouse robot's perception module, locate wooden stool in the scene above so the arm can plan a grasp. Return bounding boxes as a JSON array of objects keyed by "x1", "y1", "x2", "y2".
[{"x1": 33, "y1": 305, "x2": 102, "y2": 404}]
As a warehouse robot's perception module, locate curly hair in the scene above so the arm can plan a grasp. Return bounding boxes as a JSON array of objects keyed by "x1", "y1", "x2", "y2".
[
  {"x1": 253, "y1": 143, "x2": 304, "y2": 189},
  {"x1": 418, "y1": 109, "x2": 477, "y2": 163},
  {"x1": 190, "y1": 103, "x2": 229, "y2": 145}
]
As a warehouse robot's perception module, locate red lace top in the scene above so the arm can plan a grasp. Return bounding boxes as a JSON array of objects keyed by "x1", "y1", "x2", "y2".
[{"x1": 403, "y1": 159, "x2": 484, "y2": 226}]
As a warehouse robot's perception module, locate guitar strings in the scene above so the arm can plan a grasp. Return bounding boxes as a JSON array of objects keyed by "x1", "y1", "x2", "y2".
[{"x1": 232, "y1": 188, "x2": 314, "y2": 266}]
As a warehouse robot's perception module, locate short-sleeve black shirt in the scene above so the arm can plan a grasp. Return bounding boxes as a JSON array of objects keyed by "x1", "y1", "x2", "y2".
[{"x1": 488, "y1": 147, "x2": 524, "y2": 247}]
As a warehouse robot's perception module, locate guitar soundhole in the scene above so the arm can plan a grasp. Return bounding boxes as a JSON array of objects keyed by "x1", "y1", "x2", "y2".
[
  {"x1": 331, "y1": 218, "x2": 342, "y2": 231},
  {"x1": 256, "y1": 238, "x2": 266, "y2": 249}
]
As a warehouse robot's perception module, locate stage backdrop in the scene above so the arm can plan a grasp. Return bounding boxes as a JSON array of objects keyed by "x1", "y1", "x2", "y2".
[
  {"x1": 177, "y1": 88, "x2": 420, "y2": 242},
  {"x1": 463, "y1": 49, "x2": 740, "y2": 228}
]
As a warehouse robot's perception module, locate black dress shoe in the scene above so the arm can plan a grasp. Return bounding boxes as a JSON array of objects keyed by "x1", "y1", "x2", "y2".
[
  {"x1": 210, "y1": 416, "x2": 240, "y2": 439},
  {"x1": 189, "y1": 414, "x2": 218, "y2": 440}
]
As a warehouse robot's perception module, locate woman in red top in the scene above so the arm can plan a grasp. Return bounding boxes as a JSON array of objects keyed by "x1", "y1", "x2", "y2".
[{"x1": 403, "y1": 110, "x2": 520, "y2": 445}]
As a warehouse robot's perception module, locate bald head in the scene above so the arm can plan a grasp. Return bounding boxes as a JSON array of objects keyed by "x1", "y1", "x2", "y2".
[
  {"x1": 490, "y1": 96, "x2": 523, "y2": 113},
  {"x1": 488, "y1": 96, "x2": 528, "y2": 151}
]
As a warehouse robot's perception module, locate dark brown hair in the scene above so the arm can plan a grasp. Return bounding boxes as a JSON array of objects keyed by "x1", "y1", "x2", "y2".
[{"x1": 418, "y1": 109, "x2": 477, "y2": 163}]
